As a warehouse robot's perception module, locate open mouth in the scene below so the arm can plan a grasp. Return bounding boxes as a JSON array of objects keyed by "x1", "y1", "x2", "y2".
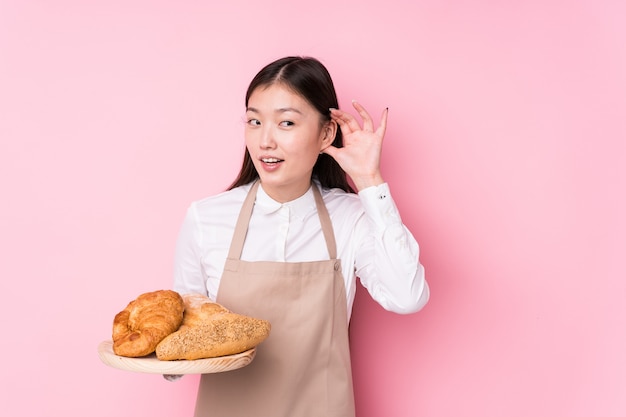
[{"x1": 261, "y1": 157, "x2": 284, "y2": 164}]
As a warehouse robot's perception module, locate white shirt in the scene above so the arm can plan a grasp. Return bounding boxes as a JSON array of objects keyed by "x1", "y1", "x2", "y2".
[{"x1": 173, "y1": 181, "x2": 429, "y2": 320}]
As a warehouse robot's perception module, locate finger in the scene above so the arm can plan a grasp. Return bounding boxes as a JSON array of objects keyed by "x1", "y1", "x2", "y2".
[
  {"x1": 330, "y1": 108, "x2": 360, "y2": 134},
  {"x1": 329, "y1": 108, "x2": 356, "y2": 135},
  {"x1": 376, "y1": 107, "x2": 389, "y2": 139},
  {"x1": 351, "y1": 100, "x2": 374, "y2": 132}
]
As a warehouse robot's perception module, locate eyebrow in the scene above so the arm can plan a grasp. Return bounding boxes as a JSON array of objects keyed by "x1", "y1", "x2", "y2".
[{"x1": 246, "y1": 106, "x2": 303, "y2": 115}]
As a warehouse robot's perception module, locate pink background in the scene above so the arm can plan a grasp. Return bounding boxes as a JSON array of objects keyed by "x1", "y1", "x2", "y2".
[{"x1": 1, "y1": 1, "x2": 625, "y2": 416}]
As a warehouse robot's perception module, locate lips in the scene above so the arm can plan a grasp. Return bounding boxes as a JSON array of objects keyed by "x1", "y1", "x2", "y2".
[{"x1": 258, "y1": 156, "x2": 284, "y2": 172}]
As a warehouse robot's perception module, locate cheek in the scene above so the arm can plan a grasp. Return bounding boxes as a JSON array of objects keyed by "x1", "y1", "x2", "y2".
[
  {"x1": 297, "y1": 140, "x2": 324, "y2": 167},
  {"x1": 292, "y1": 133, "x2": 322, "y2": 156},
  {"x1": 243, "y1": 130, "x2": 257, "y2": 150}
]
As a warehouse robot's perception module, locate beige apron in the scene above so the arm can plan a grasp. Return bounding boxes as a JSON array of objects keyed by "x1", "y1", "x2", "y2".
[{"x1": 194, "y1": 181, "x2": 355, "y2": 417}]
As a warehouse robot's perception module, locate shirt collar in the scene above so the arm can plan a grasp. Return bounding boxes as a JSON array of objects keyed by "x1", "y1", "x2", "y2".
[{"x1": 255, "y1": 183, "x2": 317, "y2": 220}]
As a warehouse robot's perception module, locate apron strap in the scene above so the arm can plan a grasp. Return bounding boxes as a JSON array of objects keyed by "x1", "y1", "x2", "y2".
[
  {"x1": 312, "y1": 183, "x2": 337, "y2": 260},
  {"x1": 227, "y1": 180, "x2": 260, "y2": 260},
  {"x1": 227, "y1": 180, "x2": 338, "y2": 260}
]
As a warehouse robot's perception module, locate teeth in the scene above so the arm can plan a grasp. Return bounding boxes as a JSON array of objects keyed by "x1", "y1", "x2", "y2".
[{"x1": 262, "y1": 158, "x2": 281, "y2": 163}]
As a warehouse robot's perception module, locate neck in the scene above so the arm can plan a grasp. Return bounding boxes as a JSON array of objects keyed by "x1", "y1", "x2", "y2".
[{"x1": 259, "y1": 180, "x2": 312, "y2": 203}]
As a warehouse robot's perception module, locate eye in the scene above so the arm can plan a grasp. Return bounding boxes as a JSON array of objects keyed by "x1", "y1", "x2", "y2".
[
  {"x1": 279, "y1": 120, "x2": 295, "y2": 127},
  {"x1": 246, "y1": 118, "x2": 261, "y2": 126}
]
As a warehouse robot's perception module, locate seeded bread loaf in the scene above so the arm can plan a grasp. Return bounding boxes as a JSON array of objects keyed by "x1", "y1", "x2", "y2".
[{"x1": 156, "y1": 294, "x2": 271, "y2": 361}]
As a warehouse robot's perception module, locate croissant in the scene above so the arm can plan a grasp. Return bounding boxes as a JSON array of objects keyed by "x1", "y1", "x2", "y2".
[
  {"x1": 112, "y1": 290, "x2": 184, "y2": 357},
  {"x1": 156, "y1": 294, "x2": 271, "y2": 361}
]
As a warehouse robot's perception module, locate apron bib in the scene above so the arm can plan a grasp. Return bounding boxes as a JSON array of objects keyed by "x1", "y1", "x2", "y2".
[{"x1": 194, "y1": 181, "x2": 355, "y2": 417}]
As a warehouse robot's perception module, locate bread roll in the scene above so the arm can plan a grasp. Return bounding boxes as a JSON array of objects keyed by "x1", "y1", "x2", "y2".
[
  {"x1": 156, "y1": 294, "x2": 271, "y2": 361},
  {"x1": 112, "y1": 290, "x2": 184, "y2": 357}
]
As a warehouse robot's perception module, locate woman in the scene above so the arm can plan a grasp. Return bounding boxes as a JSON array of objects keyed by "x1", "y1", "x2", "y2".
[{"x1": 172, "y1": 56, "x2": 429, "y2": 417}]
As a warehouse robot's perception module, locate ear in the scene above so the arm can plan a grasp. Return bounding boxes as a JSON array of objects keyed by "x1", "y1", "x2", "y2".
[{"x1": 320, "y1": 120, "x2": 337, "y2": 148}]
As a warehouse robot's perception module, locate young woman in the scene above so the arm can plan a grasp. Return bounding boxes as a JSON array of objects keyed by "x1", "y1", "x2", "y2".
[{"x1": 172, "y1": 56, "x2": 429, "y2": 417}]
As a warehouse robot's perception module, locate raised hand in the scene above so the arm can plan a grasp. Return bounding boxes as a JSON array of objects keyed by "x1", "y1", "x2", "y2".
[{"x1": 323, "y1": 101, "x2": 388, "y2": 191}]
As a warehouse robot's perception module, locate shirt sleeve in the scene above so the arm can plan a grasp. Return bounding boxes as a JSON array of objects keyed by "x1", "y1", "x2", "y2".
[
  {"x1": 172, "y1": 203, "x2": 210, "y2": 297},
  {"x1": 354, "y1": 183, "x2": 430, "y2": 314}
]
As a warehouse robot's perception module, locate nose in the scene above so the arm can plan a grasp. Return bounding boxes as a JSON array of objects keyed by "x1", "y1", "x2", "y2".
[{"x1": 259, "y1": 126, "x2": 276, "y2": 149}]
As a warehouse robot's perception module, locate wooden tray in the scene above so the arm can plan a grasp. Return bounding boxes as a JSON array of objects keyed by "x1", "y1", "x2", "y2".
[{"x1": 98, "y1": 340, "x2": 256, "y2": 374}]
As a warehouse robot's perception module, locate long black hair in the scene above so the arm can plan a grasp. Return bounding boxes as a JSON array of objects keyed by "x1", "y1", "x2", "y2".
[{"x1": 228, "y1": 56, "x2": 354, "y2": 193}]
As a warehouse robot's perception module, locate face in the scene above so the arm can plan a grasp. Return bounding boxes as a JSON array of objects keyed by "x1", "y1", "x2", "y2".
[{"x1": 244, "y1": 83, "x2": 335, "y2": 202}]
